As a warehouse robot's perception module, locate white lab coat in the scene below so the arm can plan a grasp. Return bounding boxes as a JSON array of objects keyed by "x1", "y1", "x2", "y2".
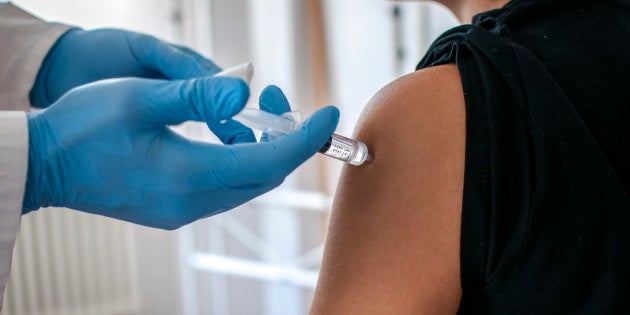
[{"x1": 0, "y1": 3, "x2": 70, "y2": 308}]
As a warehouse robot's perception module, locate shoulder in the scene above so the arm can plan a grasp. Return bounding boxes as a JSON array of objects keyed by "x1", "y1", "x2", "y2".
[
  {"x1": 344, "y1": 63, "x2": 466, "y2": 191},
  {"x1": 354, "y1": 63, "x2": 464, "y2": 157}
]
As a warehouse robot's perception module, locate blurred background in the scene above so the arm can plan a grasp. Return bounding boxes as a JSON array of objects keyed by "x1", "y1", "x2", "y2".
[{"x1": 2, "y1": 0, "x2": 457, "y2": 314}]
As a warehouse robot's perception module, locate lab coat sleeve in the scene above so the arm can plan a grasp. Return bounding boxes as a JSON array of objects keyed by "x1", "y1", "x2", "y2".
[
  {"x1": 0, "y1": 2, "x2": 71, "y2": 110},
  {"x1": 0, "y1": 112, "x2": 28, "y2": 310},
  {"x1": 0, "y1": 3, "x2": 71, "y2": 309}
]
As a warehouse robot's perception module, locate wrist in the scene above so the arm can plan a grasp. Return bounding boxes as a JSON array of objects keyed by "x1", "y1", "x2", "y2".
[{"x1": 22, "y1": 113, "x2": 51, "y2": 213}]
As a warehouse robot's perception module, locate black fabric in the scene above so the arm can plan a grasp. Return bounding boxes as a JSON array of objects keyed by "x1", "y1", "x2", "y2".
[{"x1": 416, "y1": 0, "x2": 630, "y2": 313}]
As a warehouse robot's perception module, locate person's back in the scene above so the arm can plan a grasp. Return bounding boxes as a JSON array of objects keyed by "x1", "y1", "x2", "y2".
[
  {"x1": 480, "y1": 0, "x2": 630, "y2": 191},
  {"x1": 311, "y1": 0, "x2": 630, "y2": 313}
]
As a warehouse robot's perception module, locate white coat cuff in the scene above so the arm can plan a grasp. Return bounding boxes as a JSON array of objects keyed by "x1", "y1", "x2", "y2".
[
  {"x1": 0, "y1": 3, "x2": 72, "y2": 111},
  {"x1": 0, "y1": 112, "x2": 28, "y2": 309}
]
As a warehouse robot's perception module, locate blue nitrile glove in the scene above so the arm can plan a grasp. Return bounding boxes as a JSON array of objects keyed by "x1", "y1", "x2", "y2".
[
  {"x1": 258, "y1": 85, "x2": 299, "y2": 143},
  {"x1": 22, "y1": 77, "x2": 339, "y2": 230},
  {"x1": 30, "y1": 28, "x2": 220, "y2": 108}
]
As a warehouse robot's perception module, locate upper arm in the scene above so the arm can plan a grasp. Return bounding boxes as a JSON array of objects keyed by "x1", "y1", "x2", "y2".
[{"x1": 310, "y1": 64, "x2": 466, "y2": 314}]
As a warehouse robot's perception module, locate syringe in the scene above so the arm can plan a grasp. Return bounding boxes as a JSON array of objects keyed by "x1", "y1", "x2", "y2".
[
  {"x1": 215, "y1": 62, "x2": 371, "y2": 166},
  {"x1": 232, "y1": 108, "x2": 371, "y2": 166}
]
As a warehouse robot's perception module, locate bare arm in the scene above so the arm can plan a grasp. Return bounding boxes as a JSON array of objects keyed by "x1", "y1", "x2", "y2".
[{"x1": 311, "y1": 64, "x2": 466, "y2": 314}]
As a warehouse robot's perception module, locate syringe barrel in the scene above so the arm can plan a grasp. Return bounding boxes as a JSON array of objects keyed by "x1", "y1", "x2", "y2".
[
  {"x1": 319, "y1": 134, "x2": 369, "y2": 166},
  {"x1": 217, "y1": 64, "x2": 371, "y2": 166}
]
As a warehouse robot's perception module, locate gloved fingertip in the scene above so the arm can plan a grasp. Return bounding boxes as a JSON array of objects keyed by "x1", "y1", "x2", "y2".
[
  {"x1": 230, "y1": 78, "x2": 251, "y2": 104},
  {"x1": 305, "y1": 106, "x2": 340, "y2": 130},
  {"x1": 174, "y1": 45, "x2": 221, "y2": 74},
  {"x1": 266, "y1": 106, "x2": 339, "y2": 173},
  {"x1": 260, "y1": 85, "x2": 283, "y2": 99},
  {"x1": 324, "y1": 105, "x2": 341, "y2": 122},
  {"x1": 259, "y1": 85, "x2": 291, "y2": 114},
  {"x1": 212, "y1": 77, "x2": 250, "y2": 120},
  {"x1": 300, "y1": 106, "x2": 340, "y2": 151}
]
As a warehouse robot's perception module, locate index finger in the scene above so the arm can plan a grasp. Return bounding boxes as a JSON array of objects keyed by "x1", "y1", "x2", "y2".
[
  {"x1": 129, "y1": 33, "x2": 218, "y2": 79},
  {"x1": 173, "y1": 45, "x2": 222, "y2": 75}
]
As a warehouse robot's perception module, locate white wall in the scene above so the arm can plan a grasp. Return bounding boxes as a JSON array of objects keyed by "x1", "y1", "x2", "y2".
[
  {"x1": 12, "y1": 0, "x2": 179, "y2": 41},
  {"x1": 322, "y1": 0, "x2": 457, "y2": 192}
]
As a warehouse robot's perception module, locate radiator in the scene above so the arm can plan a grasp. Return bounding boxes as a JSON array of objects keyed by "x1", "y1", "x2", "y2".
[{"x1": 1, "y1": 208, "x2": 141, "y2": 315}]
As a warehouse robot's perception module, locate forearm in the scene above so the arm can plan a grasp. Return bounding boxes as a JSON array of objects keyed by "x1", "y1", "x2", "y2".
[{"x1": 0, "y1": 3, "x2": 70, "y2": 110}]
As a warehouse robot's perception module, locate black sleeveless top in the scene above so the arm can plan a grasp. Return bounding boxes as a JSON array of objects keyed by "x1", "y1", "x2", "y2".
[{"x1": 416, "y1": 0, "x2": 630, "y2": 313}]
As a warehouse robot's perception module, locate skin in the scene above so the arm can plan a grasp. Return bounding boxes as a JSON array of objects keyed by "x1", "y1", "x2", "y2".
[
  {"x1": 442, "y1": 0, "x2": 510, "y2": 23},
  {"x1": 311, "y1": 0, "x2": 508, "y2": 313},
  {"x1": 394, "y1": 0, "x2": 509, "y2": 23},
  {"x1": 311, "y1": 64, "x2": 465, "y2": 315}
]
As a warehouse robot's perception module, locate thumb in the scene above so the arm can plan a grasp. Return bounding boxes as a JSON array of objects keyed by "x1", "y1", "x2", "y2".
[
  {"x1": 143, "y1": 77, "x2": 250, "y2": 126},
  {"x1": 213, "y1": 106, "x2": 340, "y2": 188}
]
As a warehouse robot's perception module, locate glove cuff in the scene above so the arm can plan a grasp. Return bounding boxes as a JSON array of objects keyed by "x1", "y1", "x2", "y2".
[{"x1": 22, "y1": 112, "x2": 53, "y2": 213}]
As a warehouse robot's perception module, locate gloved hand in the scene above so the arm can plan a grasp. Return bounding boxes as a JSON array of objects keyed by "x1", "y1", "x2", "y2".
[
  {"x1": 30, "y1": 28, "x2": 219, "y2": 108},
  {"x1": 23, "y1": 77, "x2": 339, "y2": 230}
]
